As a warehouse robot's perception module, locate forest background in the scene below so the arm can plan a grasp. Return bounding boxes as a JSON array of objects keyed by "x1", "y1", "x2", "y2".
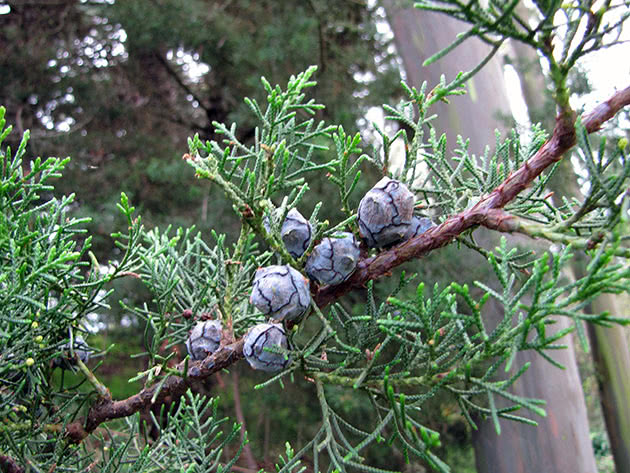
[{"x1": 1, "y1": 0, "x2": 629, "y2": 472}]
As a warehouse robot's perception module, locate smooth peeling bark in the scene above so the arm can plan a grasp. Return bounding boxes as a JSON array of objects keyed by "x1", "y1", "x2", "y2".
[
  {"x1": 588, "y1": 294, "x2": 630, "y2": 473},
  {"x1": 473, "y1": 316, "x2": 597, "y2": 473},
  {"x1": 383, "y1": 3, "x2": 511, "y2": 156}
]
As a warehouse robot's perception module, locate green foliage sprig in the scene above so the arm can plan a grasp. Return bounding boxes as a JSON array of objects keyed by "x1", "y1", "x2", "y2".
[{"x1": 0, "y1": 107, "x2": 143, "y2": 471}]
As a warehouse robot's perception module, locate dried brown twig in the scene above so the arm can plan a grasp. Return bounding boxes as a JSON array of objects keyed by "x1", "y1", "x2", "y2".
[{"x1": 60, "y1": 85, "x2": 630, "y2": 446}]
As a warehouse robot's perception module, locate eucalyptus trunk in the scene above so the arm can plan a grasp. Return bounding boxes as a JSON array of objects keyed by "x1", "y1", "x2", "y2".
[
  {"x1": 385, "y1": 2, "x2": 597, "y2": 472},
  {"x1": 588, "y1": 295, "x2": 630, "y2": 473}
]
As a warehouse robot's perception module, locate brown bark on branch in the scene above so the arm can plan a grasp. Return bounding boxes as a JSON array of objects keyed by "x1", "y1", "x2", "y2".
[
  {"x1": 0, "y1": 455, "x2": 24, "y2": 473},
  {"x1": 583, "y1": 85, "x2": 630, "y2": 132},
  {"x1": 64, "y1": 85, "x2": 630, "y2": 444},
  {"x1": 65, "y1": 339, "x2": 245, "y2": 443}
]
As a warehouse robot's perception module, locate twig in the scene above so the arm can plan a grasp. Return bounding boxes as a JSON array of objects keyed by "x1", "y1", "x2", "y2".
[
  {"x1": 75, "y1": 357, "x2": 111, "y2": 400},
  {"x1": 481, "y1": 211, "x2": 630, "y2": 258},
  {"x1": 232, "y1": 370, "x2": 259, "y2": 471}
]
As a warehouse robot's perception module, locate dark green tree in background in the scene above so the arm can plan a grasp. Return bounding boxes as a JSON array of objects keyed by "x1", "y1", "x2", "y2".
[
  {"x1": 1, "y1": 1, "x2": 630, "y2": 472},
  {"x1": 0, "y1": 0, "x2": 400, "y2": 249}
]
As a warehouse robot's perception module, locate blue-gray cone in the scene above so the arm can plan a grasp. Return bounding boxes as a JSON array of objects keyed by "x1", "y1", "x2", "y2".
[
  {"x1": 250, "y1": 265, "x2": 311, "y2": 321},
  {"x1": 358, "y1": 177, "x2": 415, "y2": 248},
  {"x1": 244, "y1": 323, "x2": 290, "y2": 372},
  {"x1": 52, "y1": 335, "x2": 90, "y2": 370},
  {"x1": 404, "y1": 216, "x2": 435, "y2": 240},
  {"x1": 186, "y1": 320, "x2": 222, "y2": 360},
  {"x1": 264, "y1": 208, "x2": 312, "y2": 258},
  {"x1": 306, "y1": 232, "x2": 360, "y2": 285},
  {"x1": 281, "y1": 209, "x2": 312, "y2": 258}
]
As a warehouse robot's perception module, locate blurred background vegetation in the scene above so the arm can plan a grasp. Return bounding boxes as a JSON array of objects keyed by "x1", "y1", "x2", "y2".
[{"x1": 1, "y1": 0, "x2": 627, "y2": 471}]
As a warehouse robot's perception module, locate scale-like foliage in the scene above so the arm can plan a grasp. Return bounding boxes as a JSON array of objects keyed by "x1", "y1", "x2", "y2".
[
  {"x1": 145, "y1": 391, "x2": 245, "y2": 473},
  {"x1": 0, "y1": 107, "x2": 141, "y2": 471}
]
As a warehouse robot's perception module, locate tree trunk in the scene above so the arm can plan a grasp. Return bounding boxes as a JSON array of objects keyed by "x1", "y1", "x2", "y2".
[
  {"x1": 472, "y1": 316, "x2": 597, "y2": 472},
  {"x1": 384, "y1": 3, "x2": 597, "y2": 472},
  {"x1": 588, "y1": 295, "x2": 630, "y2": 473},
  {"x1": 385, "y1": 2, "x2": 508, "y2": 154}
]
